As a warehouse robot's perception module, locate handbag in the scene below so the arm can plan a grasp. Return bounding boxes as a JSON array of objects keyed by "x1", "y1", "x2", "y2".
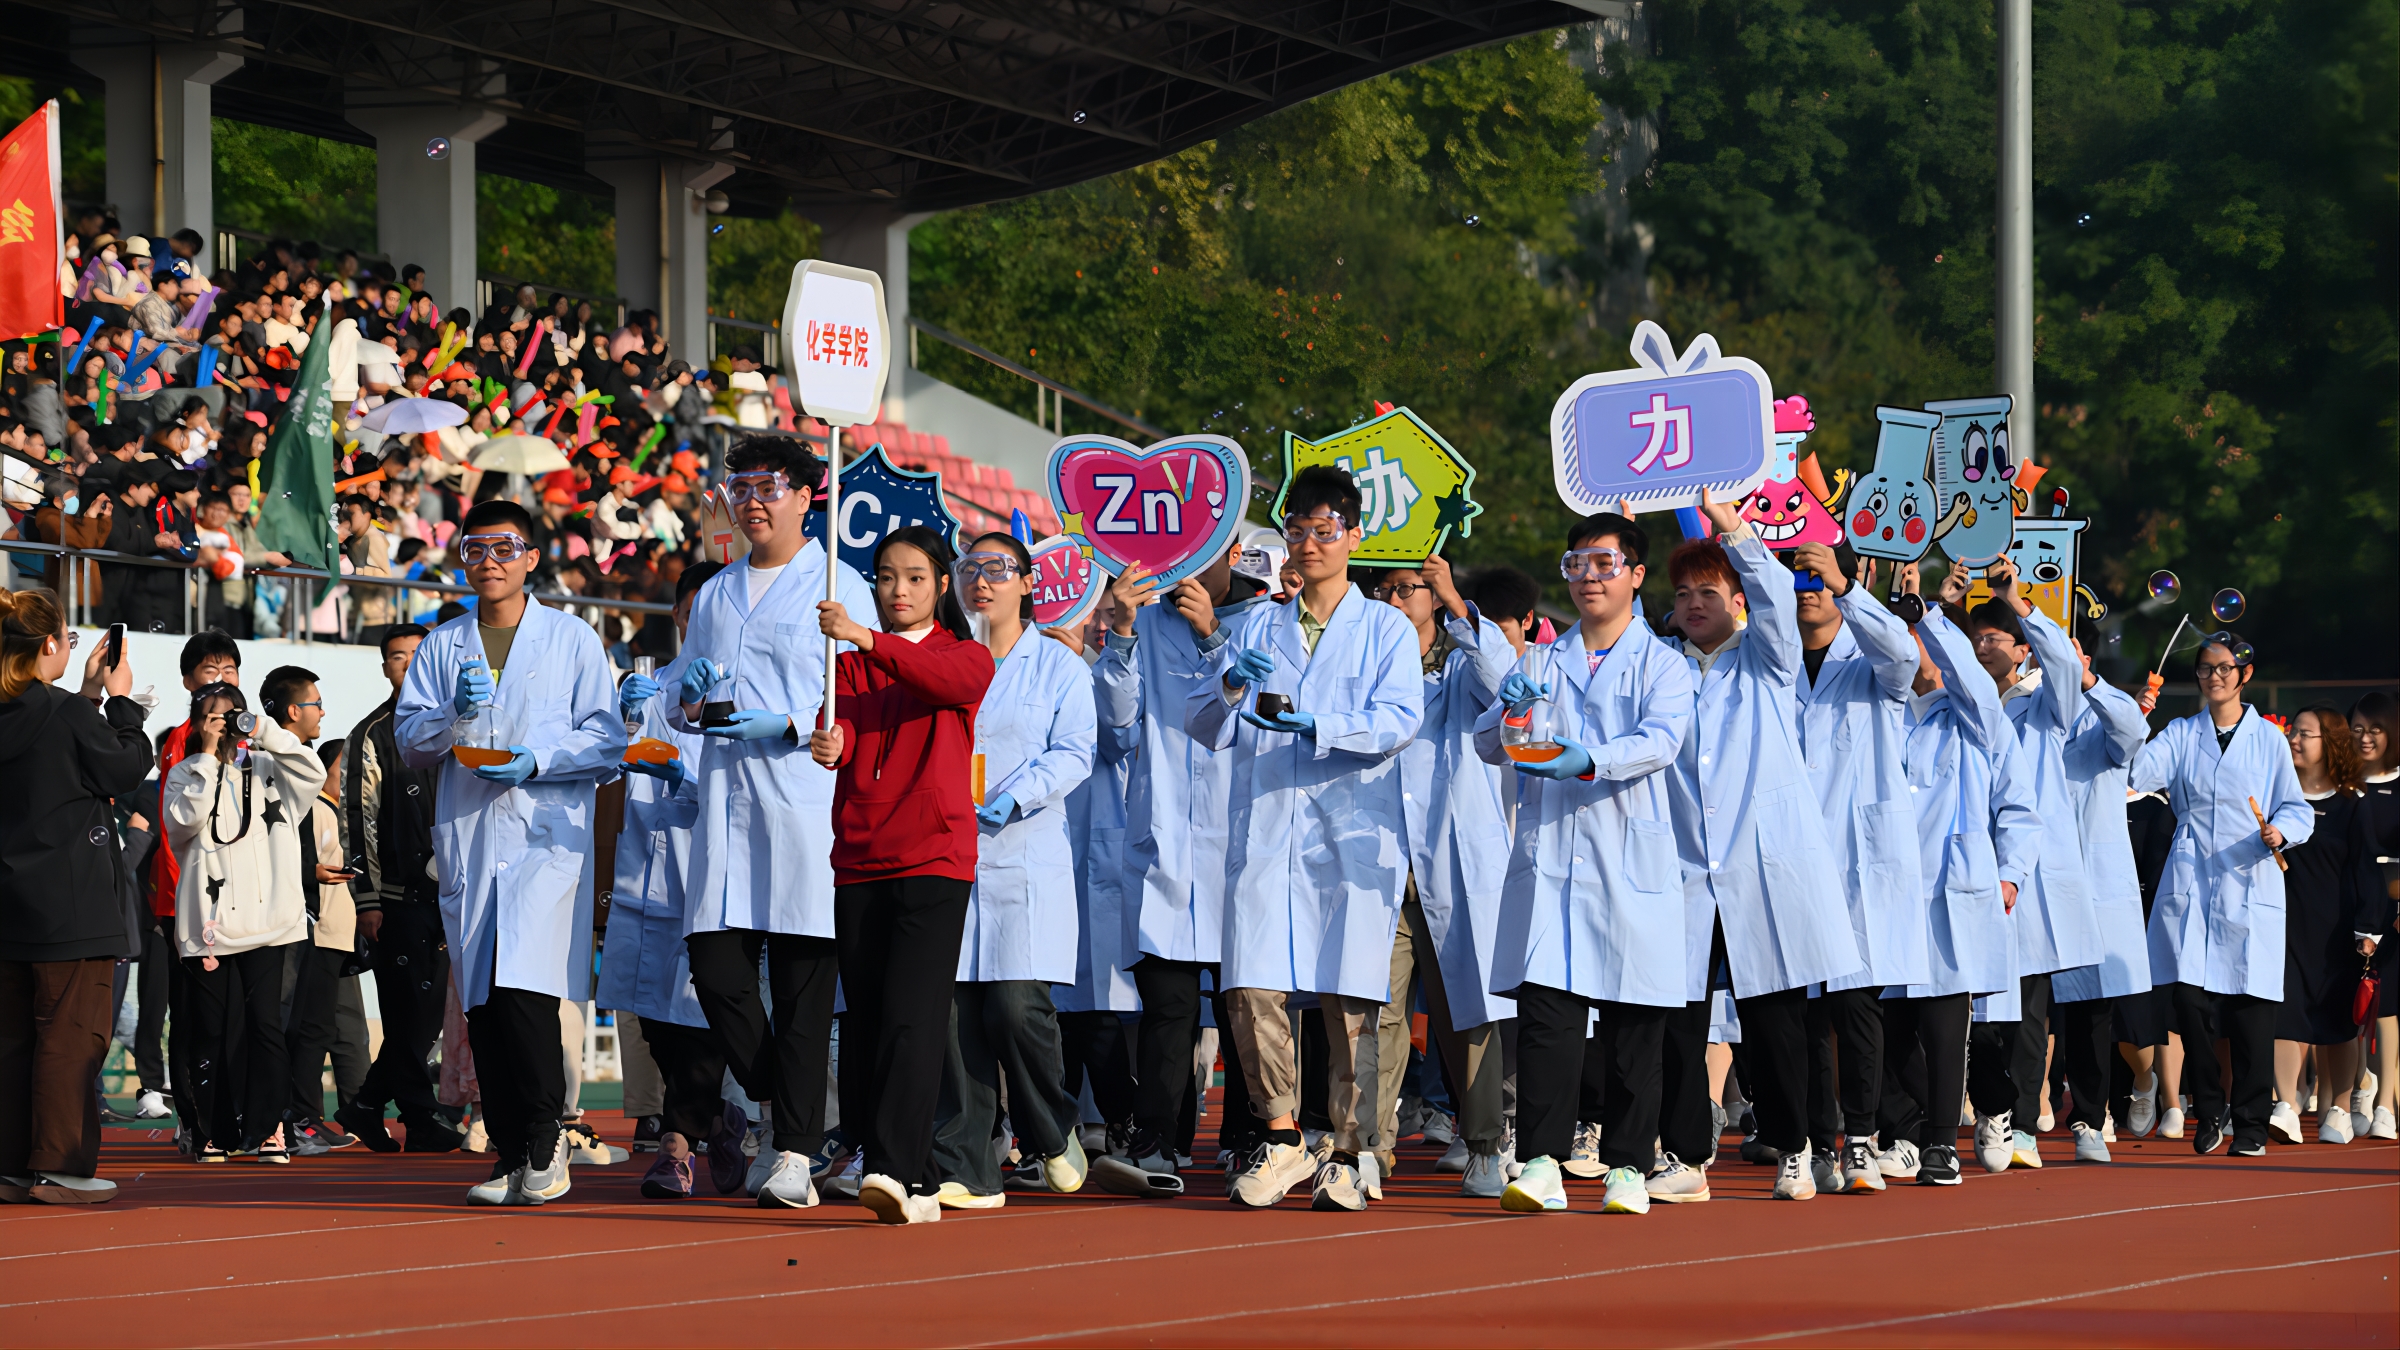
[{"x1": 2354, "y1": 953, "x2": 2382, "y2": 1027}]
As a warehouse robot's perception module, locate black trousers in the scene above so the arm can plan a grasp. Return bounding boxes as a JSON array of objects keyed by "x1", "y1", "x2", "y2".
[
  {"x1": 1968, "y1": 973, "x2": 2052, "y2": 1123},
  {"x1": 834, "y1": 875, "x2": 972, "y2": 1197},
  {"x1": 1879, "y1": 993, "x2": 1970, "y2": 1150},
  {"x1": 1131, "y1": 956, "x2": 1230, "y2": 1143},
  {"x1": 181, "y1": 944, "x2": 293, "y2": 1150},
  {"x1": 133, "y1": 919, "x2": 171, "y2": 1091},
  {"x1": 684, "y1": 927, "x2": 840, "y2": 1155},
  {"x1": 464, "y1": 984, "x2": 566, "y2": 1169},
  {"x1": 935, "y1": 980, "x2": 1079, "y2": 1193},
  {"x1": 2049, "y1": 995, "x2": 2115, "y2": 1132},
  {"x1": 639, "y1": 1016, "x2": 731, "y2": 1143},
  {"x1": 1658, "y1": 997, "x2": 1717, "y2": 1164},
  {"x1": 1731, "y1": 985, "x2": 1813, "y2": 1156},
  {"x1": 1058, "y1": 1010, "x2": 1137, "y2": 1127},
  {"x1": 284, "y1": 943, "x2": 348, "y2": 1123},
  {"x1": 1805, "y1": 986, "x2": 1886, "y2": 1150},
  {"x1": 1517, "y1": 984, "x2": 1700, "y2": 1172},
  {"x1": 353, "y1": 902, "x2": 447, "y2": 1127},
  {"x1": 2170, "y1": 984, "x2": 2277, "y2": 1146}
]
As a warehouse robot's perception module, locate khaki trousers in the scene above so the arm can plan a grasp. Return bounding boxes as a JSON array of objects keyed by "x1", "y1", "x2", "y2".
[
  {"x1": 1226, "y1": 987, "x2": 1377, "y2": 1154},
  {"x1": 1374, "y1": 890, "x2": 1504, "y2": 1153}
]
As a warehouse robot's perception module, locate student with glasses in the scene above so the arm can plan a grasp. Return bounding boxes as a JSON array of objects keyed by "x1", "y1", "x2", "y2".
[
  {"x1": 2128, "y1": 634, "x2": 2314, "y2": 1156},
  {"x1": 663, "y1": 436, "x2": 876, "y2": 1210},
  {"x1": 395, "y1": 497, "x2": 627, "y2": 1205},
  {"x1": 1193, "y1": 466, "x2": 1425, "y2": 1213}
]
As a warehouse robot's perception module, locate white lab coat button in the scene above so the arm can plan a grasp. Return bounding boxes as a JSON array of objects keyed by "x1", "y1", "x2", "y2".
[
  {"x1": 1701, "y1": 754, "x2": 1712, "y2": 765},
  {"x1": 1706, "y1": 807, "x2": 1717, "y2": 817},
  {"x1": 1708, "y1": 859, "x2": 1719, "y2": 870},
  {"x1": 1574, "y1": 857, "x2": 1585, "y2": 865}
]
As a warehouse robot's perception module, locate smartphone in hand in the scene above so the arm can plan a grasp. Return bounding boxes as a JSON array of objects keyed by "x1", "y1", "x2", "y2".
[{"x1": 104, "y1": 622, "x2": 125, "y2": 672}]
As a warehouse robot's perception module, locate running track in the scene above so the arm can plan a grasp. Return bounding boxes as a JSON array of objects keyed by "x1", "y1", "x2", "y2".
[{"x1": 4, "y1": 1116, "x2": 2394, "y2": 1347}]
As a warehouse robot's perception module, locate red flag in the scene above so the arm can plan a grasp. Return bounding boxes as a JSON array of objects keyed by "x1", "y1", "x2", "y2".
[{"x1": 0, "y1": 100, "x2": 63, "y2": 341}]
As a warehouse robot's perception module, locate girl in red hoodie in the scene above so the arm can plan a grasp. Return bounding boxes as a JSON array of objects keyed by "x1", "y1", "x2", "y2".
[{"x1": 812, "y1": 526, "x2": 994, "y2": 1224}]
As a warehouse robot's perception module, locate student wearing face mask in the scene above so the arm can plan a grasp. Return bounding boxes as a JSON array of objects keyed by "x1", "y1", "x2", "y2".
[
  {"x1": 811, "y1": 527, "x2": 996, "y2": 1224},
  {"x1": 926, "y1": 532, "x2": 1097, "y2": 1209}
]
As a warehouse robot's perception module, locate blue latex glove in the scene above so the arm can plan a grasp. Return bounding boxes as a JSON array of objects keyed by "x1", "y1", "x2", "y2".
[
  {"x1": 472, "y1": 746, "x2": 539, "y2": 786},
  {"x1": 1224, "y1": 647, "x2": 1276, "y2": 691},
  {"x1": 453, "y1": 659, "x2": 493, "y2": 716},
  {"x1": 624, "y1": 755, "x2": 685, "y2": 789},
  {"x1": 701, "y1": 710, "x2": 792, "y2": 741},
  {"x1": 1512, "y1": 736, "x2": 1594, "y2": 781},
  {"x1": 678, "y1": 657, "x2": 725, "y2": 707},
  {"x1": 618, "y1": 672, "x2": 660, "y2": 719},
  {"x1": 1499, "y1": 672, "x2": 1550, "y2": 715},
  {"x1": 1239, "y1": 710, "x2": 1317, "y2": 738},
  {"x1": 975, "y1": 792, "x2": 1018, "y2": 828}
]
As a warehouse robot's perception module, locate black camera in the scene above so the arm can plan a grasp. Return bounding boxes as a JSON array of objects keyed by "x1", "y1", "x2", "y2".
[{"x1": 223, "y1": 709, "x2": 259, "y2": 736}]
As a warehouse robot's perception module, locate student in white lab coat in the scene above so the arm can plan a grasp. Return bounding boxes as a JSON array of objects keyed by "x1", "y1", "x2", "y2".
[
  {"x1": 1367, "y1": 552, "x2": 1516, "y2": 1197},
  {"x1": 395, "y1": 498, "x2": 626, "y2": 1206},
  {"x1": 1473, "y1": 511, "x2": 1695, "y2": 1217},
  {"x1": 1959, "y1": 555, "x2": 2102, "y2": 1171},
  {"x1": 2051, "y1": 630, "x2": 2157, "y2": 1164},
  {"x1": 928, "y1": 531, "x2": 1097, "y2": 1208},
  {"x1": 669, "y1": 437, "x2": 875, "y2": 1210},
  {"x1": 2129, "y1": 633, "x2": 2313, "y2": 1157},
  {"x1": 1787, "y1": 543, "x2": 1924, "y2": 1194},
  {"x1": 600, "y1": 561, "x2": 723, "y2": 1201},
  {"x1": 1094, "y1": 542, "x2": 1274, "y2": 1182},
  {"x1": 1188, "y1": 465, "x2": 1424, "y2": 1214},
  {"x1": 1662, "y1": 493, "x2": 1863, "y2": 1202}
]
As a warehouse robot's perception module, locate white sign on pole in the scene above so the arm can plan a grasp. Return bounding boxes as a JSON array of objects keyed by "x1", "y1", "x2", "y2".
[{"x1": 779, "y1": 259, "x2": 893, "y2": 733}]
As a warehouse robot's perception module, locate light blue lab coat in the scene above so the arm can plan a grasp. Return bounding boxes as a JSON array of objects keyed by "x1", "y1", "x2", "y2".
[
  {"x1": 1473, "y1": 621, "x2": 1693, "y2": 1006},
  {"x1": 2130, "y1": 706, "x2": 2315, "y2": 999},
  {"x1": 1057, "y1": 684, "x2": 1141, "y2": 1013},
  {"x1": 674, "y1": 542, "x2": 876, "y2": 940},
  {"x1": 2051, "y1": 680, "x2": 2156, "y2": 1003},
  {"x1": 1398, "y1": 606, "x2": 1518, "y2": 1030},
  {"x1": 596, "y1": 664, "x2": 708, "y2": 1028},
  {"x1": 1094, "y1": 585, "x2": 1272, "y2": 964},
  {"x1": 1188, "y1": 585, "x2": 1424, "y2": 1001},
  {"x1": 1795, "y1": 585, "x2": 1927, "y2": 990},
  {"x1": 396, "y1": 598, "x2": 626, "y2": 1010},
  {"x1": 960, "y1": 631, "x2": 1097, "y2": 984},
  {"x1": 1996, "y1": 608, "x2": 2104, "y2": 976},
  {"x1": 1666, "y1": 531, "x2": 1862, "y2": 1000},
  {"x1": 1895, "y1": 612, "x2": 2038, "y2": 1000}
]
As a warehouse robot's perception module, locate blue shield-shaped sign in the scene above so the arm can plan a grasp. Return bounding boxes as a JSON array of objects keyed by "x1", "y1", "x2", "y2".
[
  {"x1": 803, "y1": 444, "x2": 964, "y2": 575},
  {"x1": 1550, "y1": 321, "x2": 1776, "y2": 516}
]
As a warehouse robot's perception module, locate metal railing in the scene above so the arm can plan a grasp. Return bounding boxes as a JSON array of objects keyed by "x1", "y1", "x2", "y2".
[
  {"x1": 706, "y1": 312, "x2": 783, "y2": 369},
  {"x1": 907, "y1": 316, "x2": 1165, "y2": 442}
]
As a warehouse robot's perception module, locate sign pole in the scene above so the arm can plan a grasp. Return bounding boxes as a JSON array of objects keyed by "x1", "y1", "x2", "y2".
[{"x1": 821, "y1": 421, "x2": 843, "y2": 732}]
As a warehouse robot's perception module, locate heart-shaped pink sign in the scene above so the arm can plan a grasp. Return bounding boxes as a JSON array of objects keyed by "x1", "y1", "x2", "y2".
[
  {"x1": 1029, "y1": 534, "x2": 1103, "y2": 629},
  {"x1": 1046, "y1": 434, "x2": 1252, "y2": 588}
]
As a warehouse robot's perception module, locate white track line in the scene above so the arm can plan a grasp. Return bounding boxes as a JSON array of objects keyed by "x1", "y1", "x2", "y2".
[
  {"x1": 962, "y1": 1179, "x2": 2399, "y2": 1347},
  {"x1": 1704, "y1": 1249, "x2": 2400, "y2": 1347},
  {"x1": 0, "y1": 1200, "x2": 716, "y2": 1263}
]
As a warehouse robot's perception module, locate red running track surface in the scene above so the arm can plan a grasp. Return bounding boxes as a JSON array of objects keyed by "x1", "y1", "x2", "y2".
[{"x1": 3, "y1": 1116, "x2": 2393, "y2": 1347}]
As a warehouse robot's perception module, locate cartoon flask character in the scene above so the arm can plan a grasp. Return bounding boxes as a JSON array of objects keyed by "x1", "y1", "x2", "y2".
[
  {"x1": 1992, "y1": 516, "x2": 2089, "y2": 628},
  {"x1": 1923, "y1": 395, "x2": 2018, "y2": 567},
  {"x1": 1846, "y1": 406, "x2": 1942, "y2": 562},
  {"x1": 1741, "y1": 395, "x2": 1845, "y2": 548}
]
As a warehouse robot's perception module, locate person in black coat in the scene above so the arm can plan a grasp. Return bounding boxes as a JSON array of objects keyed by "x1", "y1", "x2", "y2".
[{"x1": 0, "y1": 587, "x2": 151, "y2": 1202}]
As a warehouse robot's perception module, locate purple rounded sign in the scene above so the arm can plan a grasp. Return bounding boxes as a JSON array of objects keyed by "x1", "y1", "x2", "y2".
[{"x1": 1550, "y1": 322, "x2": 1776, "y2": 516}]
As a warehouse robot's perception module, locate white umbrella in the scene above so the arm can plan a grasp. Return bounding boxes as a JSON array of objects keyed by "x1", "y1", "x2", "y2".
[
  {"x1": 360, "y1": 396, "x2": 469, "y2": 435},
  {"x1": 470, "y1": 435, "x2": 573, "y2": 475}
]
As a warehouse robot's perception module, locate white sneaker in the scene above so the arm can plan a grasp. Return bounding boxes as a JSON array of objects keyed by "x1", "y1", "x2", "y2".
[
  {"x1": 1461, "y1": 1150, "x2": 1507, "y2": 1198},
  {"x1": 935, "y1": 1181, "x2": 1004, "y2": 1210},
  {"x1": 1042, "y1": 1132, "x2": 1089, "y2": 1194},
  {"x1": 2072, "y1": 1121, "x2": 2111, "y2": 1163},
  {"x1": 1309, "y1": 1158, "x2": 1367, "y2": 1212},
  {"x1": 1422, "y1": 1111, "x2": 1457, "y2": 1147},
  {"x1": 860, "y1": 1172, "x2": 938, "y2": 1224},
  {"x1": 1358, "y1": 1150, "x2": 1383, "y2": 1202},
  {"x1": 1229, "y1": 1140, "x2": 1314, "y2": 1208},
  {"x1": 133, "y1": 1090, "x2": 172, "y2": 1120},
  {"x1": 1975, "y1": 1111, "x2": 2014, "y2": 1173},
  {"x1": 2269, "y1": 1100, "x2": 2305, "y2": 1145},
  {"x1": 1500, "y1": 1155, "x2": 1567, "y2": 1213},
  {"x1": 2011, "y1": 1130, "x2": 2044, "y2": 1169},
  {"x1": 1600, "y1": 1165, "x2": 1650, "y2": 1214},
  {"x1": 756, "y1": 1151, "x2": 820, "y2": 1209},
  {"x1": 830, "y1": 1151, "x2": 865, "y2": 1198},
  {"x1": 525, "y1": 1144, "x2": 572, "y2": 1201},
  {"x1": 2160, "y1": 1105, "x2": 2186, "y2": 1140},
  {"x1": 1811, "y1": 1149, "x2": 1843, "y2": 1195},
  {"x1": 2101, "y1": 1110, "x2": 2117, "y2": 1143},
  {"x1": 1875, "y1": 1138, "x2": 1921, "y2": 1180},
  {"x1": 1644, "y1": 1153, "x2": 1709, "y2": 1203},
  {"x1": 1435, "y1": 1136, "x2": 1470, "y2": 1173},
  {"x1": 30, "y1": 1172, "x2": 117, "y2": 1204},
  {"x1": 1773, "y1": 1146, "x2": 1818, "y2": 1200},
  {"x1": 466, "y1": 1162, "x2": 516, "y2": 1205},
  {"x1": 1562, "y1": 1121, "x2": 1605, "y2": 1179},
  {"x1": 1499, "y1": 1124, "x2": 1524, "y2": 1181},
  {"x1": 1840, "y1": 1140, "x2": 1885, "y2": 1193},
  {"x1": 2127, "y1": 1075, "x2": 2159, "y2": 1138},
  {"x1": 2319, "y1": 1107, "x2": 2355, "y2": 1145},
  {"x1": 2371, "y1": 1107, "x2": 2398, "y2": 1141},
  {"x1": 2037, "y1": 1110, "x2": 2055, "y2": 1133},
  {"x1": 745, "y1": 1146, "x2": 778, "y2": 1197}
]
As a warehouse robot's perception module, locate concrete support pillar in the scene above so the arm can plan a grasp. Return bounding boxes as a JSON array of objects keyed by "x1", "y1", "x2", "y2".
[
  {"x1": 73, "y1": 30, "x2": 241, "y2": 265},
  {"x1": 664, "y1": 159, "x2": 733, "y2": 358},
  {"x1": 810, "y1": 207, "x2": 934, "y2": 417},
  {"x1": 347, "y1": 96, "x2": 505, "y2": 316},
  {"x1": 585, "y1": 153, "x2": 662, "y2": 315}
]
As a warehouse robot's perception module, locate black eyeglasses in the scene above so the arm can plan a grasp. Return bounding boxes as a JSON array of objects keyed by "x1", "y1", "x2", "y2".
[{"x1": 1370, "y1": 582, "x2": 1427, "y2": 601}]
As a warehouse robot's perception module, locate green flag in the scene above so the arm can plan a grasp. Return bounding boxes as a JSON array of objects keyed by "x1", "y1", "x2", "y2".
[{"x1": 253, "y1": 301, "x2": 340, "y2": 601}]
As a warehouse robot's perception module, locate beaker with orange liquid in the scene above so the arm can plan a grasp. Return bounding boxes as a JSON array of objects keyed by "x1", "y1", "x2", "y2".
[
  {"x1": 624, "y1": 737, "x2": 680, "y2": 764},
  {"x1": 1499, "y1": 647, "x2": 1561, "y2": 763},
  {"x1": 452, "y1": 687, "x2": 511, "y2": 767}
]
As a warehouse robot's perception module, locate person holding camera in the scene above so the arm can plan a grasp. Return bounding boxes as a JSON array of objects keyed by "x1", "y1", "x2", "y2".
[
  {"x1": 262, "y1": 665, "x2": 361, "y2": 1155},
  {"x1": 164, "y1": 673, "x2": 325, "y2": 1162},
  {"x1": 0, "y1": 587, "x2": 150, "y2": 1203}
]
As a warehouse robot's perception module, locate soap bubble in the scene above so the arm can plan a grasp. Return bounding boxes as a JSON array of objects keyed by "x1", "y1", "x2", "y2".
[
  {"x1": 2230, "y1": 640, "x2": 2255, "y2": 665},
  {"x1": 425, "y1": 136, "x2": 452, "y2": 161},
  {"x1": 2146, "y1": 570, "x2": 2180, "y2": 602},
  {"x1": 2210, "y1": 587, "x2": 2245, "y2": 623}
]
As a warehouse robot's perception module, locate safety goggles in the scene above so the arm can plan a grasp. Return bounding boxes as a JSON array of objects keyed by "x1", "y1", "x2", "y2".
[
  {"x1": 1281, "y1": 514, "x2": 1351, "y2": 545},
  {"x1": 456, "y1": 533, "x2": 531, "y2": 566},
  {"x1": 722, "y1": 471, "x2": 791, "y2": 506},
  {"x1": 1558, "y1": 547, "x2": 1629, "y2": 582},
  {"x1": 953, "y1": 553, "x2": 1023, "y2": 585}
]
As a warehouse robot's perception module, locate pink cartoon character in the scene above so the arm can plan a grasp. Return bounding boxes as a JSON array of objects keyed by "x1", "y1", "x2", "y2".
[{"x1": 1739, "y1": 395, "x2": 1847, "y2": 547}]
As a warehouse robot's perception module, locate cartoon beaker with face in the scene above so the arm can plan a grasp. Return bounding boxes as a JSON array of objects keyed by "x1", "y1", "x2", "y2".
[
  {"x1": 1846, "y1": 406, "x2": 1942, "y2": 562},
  {"x1": 1923, "y1": 395, "x2": 2018, "y2": 568}
]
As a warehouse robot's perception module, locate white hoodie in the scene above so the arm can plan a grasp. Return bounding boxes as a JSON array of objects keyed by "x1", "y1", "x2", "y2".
[{"x1": 165, "y1": 719, "x2": 326, "y2": 958}]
